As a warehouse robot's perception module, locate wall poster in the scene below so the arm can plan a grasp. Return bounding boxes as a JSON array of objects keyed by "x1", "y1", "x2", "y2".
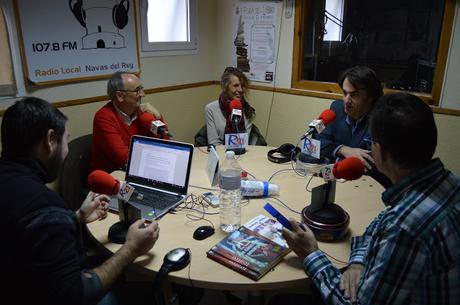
[
  {"x1": 232, "y1": 2, "x2": 280, "y2": 83},
  {"x1": 14, "y1": 0, "x2": 139, "y2": 84}
]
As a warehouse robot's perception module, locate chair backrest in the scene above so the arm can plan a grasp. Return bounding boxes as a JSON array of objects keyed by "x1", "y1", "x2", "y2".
[
  {"x1": 58, "y1": 134, "x2": 93, "y2": 211},
  {"x1": 194, "y1": 124, "x2": 208, "y2": 147}
]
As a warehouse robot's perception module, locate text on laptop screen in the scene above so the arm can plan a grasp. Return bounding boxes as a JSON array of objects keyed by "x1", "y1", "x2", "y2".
[{"x1": 128, "y1": 138, "x2": 192, "y2": 188}]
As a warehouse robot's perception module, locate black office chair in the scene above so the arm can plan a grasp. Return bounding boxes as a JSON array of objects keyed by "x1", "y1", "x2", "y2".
[
  {"x1": 57, "y1": 134, "x2": 108, "y2": 256},
  {"x1": 58, "y1": 134, "x2": 93, "y2": 211}
]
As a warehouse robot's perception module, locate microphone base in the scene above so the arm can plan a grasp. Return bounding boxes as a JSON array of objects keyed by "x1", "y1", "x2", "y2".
[
  {"x1": 226, "y1": 147, "x2": 246, "y2": 155},
  {"x1": 301, "y1": 203, "x2": 349, "y2": 242},
  {"x1": 108, "y1": 221, "x2": 129, "y2": 244}
]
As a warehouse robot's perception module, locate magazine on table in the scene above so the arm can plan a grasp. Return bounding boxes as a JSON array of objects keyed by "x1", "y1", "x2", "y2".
[{"x1": 206, "y1": 215, "x2": 290, "y2": 280}]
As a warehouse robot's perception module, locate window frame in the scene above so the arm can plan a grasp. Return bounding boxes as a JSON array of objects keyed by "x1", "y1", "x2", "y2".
[
  {"x1": 137, "y1": 0, "x2": 198, "y2": 57},
  {"x1": 0, "y1": 0, "x2": 26, "y2": 99},
  {"x1": 0, "y1": 6, "x2": 16, "y2": 97},
  {"x1": 291, "y1": 0, "x2": 456, "y2": 105}
]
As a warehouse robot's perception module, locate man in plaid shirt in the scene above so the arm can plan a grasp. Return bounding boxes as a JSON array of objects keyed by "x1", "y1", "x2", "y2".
[{"x1": 283, "y1": 93, "x2": 460, "y2": 305}]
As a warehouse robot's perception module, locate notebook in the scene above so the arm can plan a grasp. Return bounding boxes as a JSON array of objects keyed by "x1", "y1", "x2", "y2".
[{"x1": 119, "y1": 135, "x2": 194, "y2": 220}]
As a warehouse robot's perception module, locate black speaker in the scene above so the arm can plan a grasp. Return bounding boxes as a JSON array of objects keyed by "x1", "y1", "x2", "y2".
[
  {"x1": 113, "y1": 0, "x2": 130, "y2": 29},
  {"x1": 267, "y1": 143, "x2": 300, "y2": 163}
]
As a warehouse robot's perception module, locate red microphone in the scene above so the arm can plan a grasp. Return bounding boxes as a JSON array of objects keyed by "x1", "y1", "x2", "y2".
[
  {"x1": 87, "y1": 170, "x2": 135, "y2": 201},
  {"x1": 229, "y1": 99, "x2": 243, "y2": 123},
  {"x1": 320, "y1": 157, "x2": 365, "y2": 181},
  {"x1": 138, "y1": 112, "x2": 171, "y2": 139},
  {"x1": 301, "y1": 109, "x2": 336, "y2": 139}
]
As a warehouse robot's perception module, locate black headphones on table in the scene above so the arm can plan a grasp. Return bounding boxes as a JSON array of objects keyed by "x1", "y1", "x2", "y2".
[
  {"x1": 267, "y1": 143, "x2": 301, "y2": 163},
  {"x1": 154, "y1": 248, "x2": 191, "y2": 305}
]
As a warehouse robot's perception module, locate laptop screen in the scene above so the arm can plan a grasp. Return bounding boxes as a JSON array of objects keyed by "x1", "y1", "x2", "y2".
[{"x1": 125, "y1": 136, "x2": 194, "y2": 195}]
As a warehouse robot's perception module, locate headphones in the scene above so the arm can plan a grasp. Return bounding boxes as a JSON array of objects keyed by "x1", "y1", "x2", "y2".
[
  {"x1": 267, "y1": 143, "x2": 300, "y2": 164},
  {"x1": 154, "y1": 248, "x2": 191, "y2": 285},
  {"x1": 113, "y1": 0, "x2": 130, "y2": 29},
  {"x1": 162, "y1": 247, "x2": 191, "y2": 272},
  {"x1": 69, "y1": 0, "x2": 130, "y2": 29},
  {"x1": 68, "y1": 0, "x2": 86, "y2": 27},
  {"x1": 153, "y1": 248, "x2": 191, "y2": 305}
]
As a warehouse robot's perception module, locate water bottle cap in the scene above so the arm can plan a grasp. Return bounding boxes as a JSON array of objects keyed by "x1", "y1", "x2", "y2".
[
  {"x1": 226, "y1": 151, "x2": 235, "y2": 159},
  {"x1": 268, "y1": 183, "x2": 280, "y2": 195}
]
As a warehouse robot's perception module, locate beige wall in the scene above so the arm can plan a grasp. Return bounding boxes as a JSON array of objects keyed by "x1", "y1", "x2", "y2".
[
  {"x1": 56, "y1": 85, "x2": 221, "y2": 144},
  {"x1": 248, "y1": 91, "x2": 460, "y2": 175},
  {"x1": 1, "y1": 84, "x2": 460, "y2": 177}
]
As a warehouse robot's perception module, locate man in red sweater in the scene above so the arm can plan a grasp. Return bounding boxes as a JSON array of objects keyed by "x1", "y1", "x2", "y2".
[{"x1": 91, "y1": 72, "x2": 170, "y2": 173}]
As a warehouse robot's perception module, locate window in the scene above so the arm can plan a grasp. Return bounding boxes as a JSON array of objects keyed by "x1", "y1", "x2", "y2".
[
  {"x1": 138, "y1": 0, "x2": 198, "y2": 56},
  {"x1": 292, "y1": 0, "x2": 455, "y2": 105}
]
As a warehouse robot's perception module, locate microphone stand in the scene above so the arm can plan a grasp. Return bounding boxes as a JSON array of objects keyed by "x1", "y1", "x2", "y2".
[
  {"x1": 301, "y1": 180, "x2": 350, "y2": 241},
  {"x1": 227, "y1": 117, "x2": 246, "y2": 155},
  {"x1": 108, "y1": 200, "x2": 141, "y2": 244}
]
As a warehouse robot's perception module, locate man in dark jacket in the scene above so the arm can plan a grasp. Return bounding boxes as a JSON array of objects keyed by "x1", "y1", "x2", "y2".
[
  {"x1": 315, "y1": 65, "x2": 391, "y2": 187},
  {"x1": 0, "y1": 97, "x2": 160, "y2": 305}
]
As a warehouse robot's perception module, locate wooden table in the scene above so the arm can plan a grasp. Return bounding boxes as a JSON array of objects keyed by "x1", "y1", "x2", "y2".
[{"x1": 87, "y1": 145, "x2": 384, "y2": 291}]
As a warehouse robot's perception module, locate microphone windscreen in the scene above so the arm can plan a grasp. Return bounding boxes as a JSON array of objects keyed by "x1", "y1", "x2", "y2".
[
  {"x1": 333, "y1": 157, "x2": 364, "y2": 180},
  {"x1": 319, "y1": 109, "x2": 336, "y2": 126},
  {"x1": 229, "y1": 99, "x2": 242, "y2": 110},
  {"x1": 138, "y1": 112, "x2": 156, "y2": 127},
  {"x1": 87, "y1": 170, "x2": 120, "y2": 195}
]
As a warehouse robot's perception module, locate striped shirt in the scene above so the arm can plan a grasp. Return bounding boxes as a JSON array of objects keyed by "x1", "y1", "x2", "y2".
[{"x1": 304, "y1": 158, "x2": 460, "y2": 305}]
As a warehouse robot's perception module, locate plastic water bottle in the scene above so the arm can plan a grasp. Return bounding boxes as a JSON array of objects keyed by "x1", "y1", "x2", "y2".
[
  {"x1": 219, "y1": 151, "x2": 242, "y2": 233},
  {"x1": 241, "y1": 180, "x2": 279, "y2": 197}
]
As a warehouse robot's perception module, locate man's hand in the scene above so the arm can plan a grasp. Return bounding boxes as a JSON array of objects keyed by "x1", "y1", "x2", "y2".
[
  {"x1": 282, "y1": 219, "x2": 319, "y2": 260},
  {"x1": 139, "y1": 102, "x2": 161, "y2": 118},
  {"x1": 337, "y1": 145, "x2": 374, "y2": 170},
  {"x1": 340, "y1": 263, "x2": 364, "y2": 302},
  {"x1": 76, "y1": 191, "x2": 110, "y2": 224},
  {"x1": 124, "y1": 219, "x2": 160, "y2": 257}
]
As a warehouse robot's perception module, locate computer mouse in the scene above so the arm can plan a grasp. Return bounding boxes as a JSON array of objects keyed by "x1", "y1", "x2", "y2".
[{"x1": 193, "y1": 226, "x2": 215, "y2": 240}]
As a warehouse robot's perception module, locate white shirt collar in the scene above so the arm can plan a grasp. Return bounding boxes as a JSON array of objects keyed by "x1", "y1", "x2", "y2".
[{"x1": 113, "y1": 102, "x2": 137, "y2": 126}]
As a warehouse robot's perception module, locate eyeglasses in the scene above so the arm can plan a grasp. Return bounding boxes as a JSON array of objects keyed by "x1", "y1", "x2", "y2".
[{"x1": 118, "y1": 86, "x2": 144, "y2": 95}]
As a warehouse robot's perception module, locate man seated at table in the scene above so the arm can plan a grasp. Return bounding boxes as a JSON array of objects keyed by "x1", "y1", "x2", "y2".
[
  {"x1": 0, "y1": 97, "x2": 160, "y2": 305},
  {"x1": 314, "y1": 65, "x2": 391, "y2": 187},
  {"x1": 91, "y1": 71, "x2": 170, "y2": 173},
  {"x1": 283, "y1": 93, "x2": 460, "y2": 304}
]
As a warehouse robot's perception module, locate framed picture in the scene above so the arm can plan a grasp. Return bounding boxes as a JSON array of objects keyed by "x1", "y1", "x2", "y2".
[{"x1": 14, "y1": 0, "x2": 140, "y2": 85}]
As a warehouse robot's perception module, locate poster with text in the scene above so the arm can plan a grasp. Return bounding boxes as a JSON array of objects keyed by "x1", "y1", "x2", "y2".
[
  {"x1": 232, "y1": 2, "x2": 280, "y2": 83},
  {"x1": 15, "y1": 0, "x2": 139, "y2": 84}
]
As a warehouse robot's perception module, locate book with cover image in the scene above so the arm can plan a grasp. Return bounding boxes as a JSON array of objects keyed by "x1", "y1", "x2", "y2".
[{"x1": 207, "y1": 215, "x2": 290, "y2": 281}]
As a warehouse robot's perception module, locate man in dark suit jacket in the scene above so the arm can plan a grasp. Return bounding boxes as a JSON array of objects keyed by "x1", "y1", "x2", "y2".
[{"x1": 315, "y1": 66, "x2": 391, "y2": 188}]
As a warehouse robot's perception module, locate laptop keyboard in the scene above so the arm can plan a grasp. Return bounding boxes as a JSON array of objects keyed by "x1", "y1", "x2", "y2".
[{"x1": 132, "y1": 191, "x2": 182, "y2": 210}]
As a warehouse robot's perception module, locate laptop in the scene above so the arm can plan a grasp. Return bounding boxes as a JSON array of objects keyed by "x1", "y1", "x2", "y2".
[{"x1": 116, "y1": 135, "x2": 194, "y2": 220}]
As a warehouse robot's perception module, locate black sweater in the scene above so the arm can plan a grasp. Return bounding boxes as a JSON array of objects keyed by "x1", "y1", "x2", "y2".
[{"x1": 0, "y1": 158, "x2": 103, "y2": 305}]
